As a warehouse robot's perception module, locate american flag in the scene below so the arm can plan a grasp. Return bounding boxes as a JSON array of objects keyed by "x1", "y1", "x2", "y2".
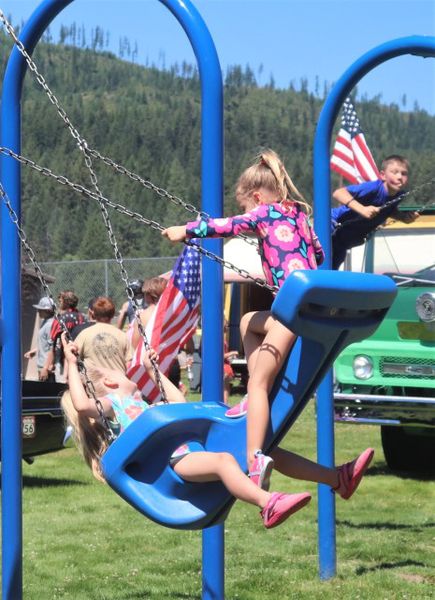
[
  {"x1": 127, "y1": 244, "x2": 201, "y2": 403},
  {"x1": 330, "y1": 97, "x2": 380, "y2": 184}
]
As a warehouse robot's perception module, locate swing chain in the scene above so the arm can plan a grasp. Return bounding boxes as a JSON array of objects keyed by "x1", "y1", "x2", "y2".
[
  {"x1": 1, "y1": 146, "x2": 277, "y2": 293},
  {"x1": 0, "y1": 146, "x2": 165, "y2": 233},
  {"x1": 0, "y1": 181, "x2": 116, "y2": 440},
  {"x1": 0, "y1": 10, "x2": 258, "y2": 249},
  {"x1": 80, "y1": 144, "x2": 168, "y2": 403}
]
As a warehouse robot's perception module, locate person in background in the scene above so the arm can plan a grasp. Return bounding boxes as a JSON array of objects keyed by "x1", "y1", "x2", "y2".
[
  {"x1": 331, "y1": 155, "x2": 418, "y2": 269},
  {"x1": 24, "y1": 296, "x2": 55, "y2": 381},
  {"x1": 116, "y1": 279, "x2": 145, "y2": 330},
  {"x1": 43, "y1": 290, "x2": 86, "y2": 382},
  {"x1": 70, "y1": 297, "x2": 98, "y2": 340},
  {"x1": 74, "y1": 296, "x2": 132, "y2": 373},
  {"x1": 130, "y1": 276, "x2": 183, "y2": 390},
  {"x1": 223, "y1": 317, "x2": 239, "y2": 404},
  {"x1": 130, "y1": 277, "x2": 168, "y2": 348}
]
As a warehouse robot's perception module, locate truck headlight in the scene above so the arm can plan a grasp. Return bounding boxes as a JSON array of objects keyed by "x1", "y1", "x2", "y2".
[
  {"x1": 416, "y1": 292, "x2": 435, "y2": 323},
  {"x1": 353, "y1": 355, "x2": 373, "y2": 379}
]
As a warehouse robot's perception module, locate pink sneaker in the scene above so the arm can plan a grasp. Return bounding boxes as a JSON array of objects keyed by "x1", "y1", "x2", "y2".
[
  {"x1": 334, "y1": 448, "x2": 374, "y2": 500},
  {"x1": 249, "y1": 453, "x2": 274, "y2": 490},
  {"x1": 225, "y1": 395, "x2": 248, "y2": 418},
  {"x1": 261, "y1": 492, "x2": 311, "y2": 529}
]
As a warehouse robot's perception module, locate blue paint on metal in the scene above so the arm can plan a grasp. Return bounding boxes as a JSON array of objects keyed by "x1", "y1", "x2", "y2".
[
  {"x1": 0, "y1": 0, "x2": 223, "y2": 598},
  {"x1": 159, "y1": 2, "x2": 224, "y2": 597},
  {"x1": 1, "y1": 3, "x2": 73, "y2": 598},
  {"x1": 313, "y1": 35, "x2": 435, "y2": 581},
  {"x1": 2, "y1": 0, "x2": 433, "y2": 595}
]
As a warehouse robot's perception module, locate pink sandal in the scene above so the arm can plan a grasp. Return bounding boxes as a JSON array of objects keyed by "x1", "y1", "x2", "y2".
[
  {"x1": 334, "y1": 448, "x2": 374, "y2": 500},
  {"x1": 225, "y1": 395, "x2": 248, "y2": 418},
  {"x1": 261, "y1": 492, "x2": 311, "y2": 529}
]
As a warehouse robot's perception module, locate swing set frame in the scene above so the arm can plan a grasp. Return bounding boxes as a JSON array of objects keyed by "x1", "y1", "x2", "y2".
[{"x1": 1, "y1": 0, "x2": 434, "y2": 598}]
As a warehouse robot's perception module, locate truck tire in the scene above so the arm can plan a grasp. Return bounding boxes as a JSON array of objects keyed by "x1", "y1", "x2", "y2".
[{"x1": 381, "y1": 425, "x2": 435, "y2": 475}]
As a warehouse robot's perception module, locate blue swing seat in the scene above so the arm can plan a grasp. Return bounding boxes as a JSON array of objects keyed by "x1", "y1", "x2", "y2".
[{"x1": 101, "y1": 270, "x2": 396, "y2": 530}]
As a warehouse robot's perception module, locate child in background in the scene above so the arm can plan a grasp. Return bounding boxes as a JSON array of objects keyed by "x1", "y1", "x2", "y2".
[
  {"x1": 162, "y1": 150, "x2": 374, "y2": 492},
  {"x1": 331, "y1": 154, "x2": 418, "y2": 269},
  {"x1": 61, "y1": 333, "x2": 312, "y2": 529},
  {"x1": 223, "y1": 317, "x2": 239, "y2": 404}
]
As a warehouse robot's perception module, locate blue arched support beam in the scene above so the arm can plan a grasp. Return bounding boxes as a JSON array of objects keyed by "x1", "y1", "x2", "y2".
[
  {"x1": 160, "y1": 4, "x2": 224, "y2": 598},
  {"x1": 1, "y1": 3, "x2": 74, "y2": 599},
  {"x1": 0, "y1": 2, "x2": 223, "y2": 599},
  {"x1": 313, "y1": 36, "x2": 435, "y2": 580}
]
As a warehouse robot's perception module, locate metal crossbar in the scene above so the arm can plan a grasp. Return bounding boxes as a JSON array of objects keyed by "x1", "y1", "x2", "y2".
[{"x1": 0, "y1": 145, "x2": 277, "y2": 293}]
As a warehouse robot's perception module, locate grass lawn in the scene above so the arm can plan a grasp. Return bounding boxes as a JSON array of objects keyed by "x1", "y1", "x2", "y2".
[{"x1": 20, "y1": 395, "x2": 435, "y2": 600}]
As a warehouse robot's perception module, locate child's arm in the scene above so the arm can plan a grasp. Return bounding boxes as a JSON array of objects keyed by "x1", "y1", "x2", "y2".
[
  {"x1": 116, "y1": 300, "x2": 129, "y2": 329},
  {"x1": 61, "y1": 334, "x2": 102, "y2": 418},
  {"x1": 162, "y1": 209, "x2": 262, "y2": 243},
  {"x1": 142, "y1": 349, "x2": 185, "y2": 404},
  {"x1": 333, "y1": 187, "x2": 381, "y2": 219},
  {"x1": 40, "y1": 346, "x2": 55, "y2": 381},
  {"x1": 161, "y1": 225, "x2": 187, "y2": 242}
]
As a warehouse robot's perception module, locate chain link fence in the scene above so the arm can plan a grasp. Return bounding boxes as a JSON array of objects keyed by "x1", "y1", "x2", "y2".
[{"x1": 34, "y1": 256, "x2": 178, "y2": 311}]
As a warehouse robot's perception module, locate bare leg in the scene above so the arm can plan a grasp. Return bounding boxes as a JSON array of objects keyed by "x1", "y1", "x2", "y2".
[
  {"x1": 247, "y1": 319, "x2": 297, "y2": 467},
  {"x1": 240, "y1": 310, "x2": 276, "y2": 376},
  {"x1": 271, "y1": 447, "x2": 339, "y2": 488},
  {"x1": 174, "y1": 451, "x2": 271, "y2": 509},
  {"x1": 223, "y1": 378, "x2": 231, "y2": 404}
]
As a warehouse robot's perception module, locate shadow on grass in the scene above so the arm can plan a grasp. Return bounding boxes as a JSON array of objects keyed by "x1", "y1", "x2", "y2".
[
  {"x1": 122, "y1": 593, "x2": 200, "y2": 599},
  {"x1": 337, "y1": 519, "x2": 435, "y2": 531},
  {"x1": 364, "y1": 465, "x2": 435, "y2": 480},
  {"x1": 21, "y1": 474, "x2": 88, "y2": 488},
  {"x1": 356, "y1": 559, "x2": 426, "y2": 576}
]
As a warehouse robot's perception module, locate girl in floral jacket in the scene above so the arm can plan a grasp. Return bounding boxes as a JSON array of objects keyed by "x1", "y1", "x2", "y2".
[{"x1": 162, "y1": 150, "x2": 328, "y2": 488}]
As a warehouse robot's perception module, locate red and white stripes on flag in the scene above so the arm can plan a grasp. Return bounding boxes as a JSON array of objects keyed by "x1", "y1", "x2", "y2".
[
  {"x1": 127, "y1": 245, "x2": 201, "y2": 403},
  {"x1": 330, "y1": 97, "x2": 380, "y2": 184}
]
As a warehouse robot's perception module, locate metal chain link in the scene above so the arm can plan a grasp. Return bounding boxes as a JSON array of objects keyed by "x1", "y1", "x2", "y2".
[
  {"x1": 0, "y1": 9, "x2": 258, "y2": 249},
  {"x1": 0, "y1": 146, "x2": 277, "y2": 293},
  {"x1": 80, "y1": 143, "x2": 168, "y2": 402},
  {"x1": 0, "y1": 180, "x2": 115, "y2": 440},
  {"x1": 0, "y1": 10, "x2": 170, "y2": 402}
]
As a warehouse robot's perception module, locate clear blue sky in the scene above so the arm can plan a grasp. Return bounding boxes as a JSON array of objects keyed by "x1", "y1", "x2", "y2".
[{"x1": 2, "y1": 0, "x2": 435, "y2": 113}]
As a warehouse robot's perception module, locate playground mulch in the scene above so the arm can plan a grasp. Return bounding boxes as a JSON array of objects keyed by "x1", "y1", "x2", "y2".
[{"x1": 21, "y1": 395, "x2": 435, "y2": 599}]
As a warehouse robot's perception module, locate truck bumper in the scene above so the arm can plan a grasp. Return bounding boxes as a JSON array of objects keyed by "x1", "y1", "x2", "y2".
[{"x1": 334, "y1": 392, "x2": 435, "y2": 428}]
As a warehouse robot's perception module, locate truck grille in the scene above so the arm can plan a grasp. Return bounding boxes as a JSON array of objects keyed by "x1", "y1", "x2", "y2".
[{"x1": 380, "y1": 357, "x2": 435, "y2": 378}]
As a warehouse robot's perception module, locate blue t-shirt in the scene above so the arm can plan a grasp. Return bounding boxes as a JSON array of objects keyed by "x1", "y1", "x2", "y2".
[
  {"x1": 106, "y1": 392, "x2": 191, "y2": 461},
  {"x1": 331, "y1": 179, "x2": 402, "y2": 223}
]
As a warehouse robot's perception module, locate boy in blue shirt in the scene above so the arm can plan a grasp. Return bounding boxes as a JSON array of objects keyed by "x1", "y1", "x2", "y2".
[{"x1": 331, "y1": 155, "x2": 418, "y2": 269}]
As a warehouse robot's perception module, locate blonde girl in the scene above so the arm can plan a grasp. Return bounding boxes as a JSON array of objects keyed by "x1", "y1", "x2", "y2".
[
  {"x1": 61, "y1": 333, "x2": 313, "y2": 529},
  {"x1": 162, "y1": 149, "x2": 373, "y2": 494}
]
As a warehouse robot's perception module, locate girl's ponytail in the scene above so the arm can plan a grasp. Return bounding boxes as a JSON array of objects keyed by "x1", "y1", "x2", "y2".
[{"x1": 259, "y1": 149, "x2": 312, "y2": 215}]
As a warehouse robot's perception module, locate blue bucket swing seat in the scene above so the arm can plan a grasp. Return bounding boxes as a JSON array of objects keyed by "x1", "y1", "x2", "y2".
[{"x1": 101, "y1": 269, "x2": 396, "y2": 530}]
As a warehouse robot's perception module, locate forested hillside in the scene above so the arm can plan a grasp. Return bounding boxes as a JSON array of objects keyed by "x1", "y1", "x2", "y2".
[{"x1": 1, "y1": 29, "x2": 434, "y2": 262}]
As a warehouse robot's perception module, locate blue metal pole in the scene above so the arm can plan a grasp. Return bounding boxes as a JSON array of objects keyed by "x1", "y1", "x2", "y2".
[
  {"x1": 1, "y1": 1, "x2": 223, "y2": 598},
  {"x1": 313, "y1": 35, "x2": 435, "y2": 581},
  {"x1": 158, "y1": 2, "x2": 224, "y2": 598},
  {"x1": 1, "y1": 2, "x2": 74, "y2": 598}
]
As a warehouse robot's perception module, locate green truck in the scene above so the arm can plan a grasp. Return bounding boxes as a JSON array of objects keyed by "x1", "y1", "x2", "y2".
[{"x1": 334, "y1": 212, "x2": 435, "y2": 475}]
